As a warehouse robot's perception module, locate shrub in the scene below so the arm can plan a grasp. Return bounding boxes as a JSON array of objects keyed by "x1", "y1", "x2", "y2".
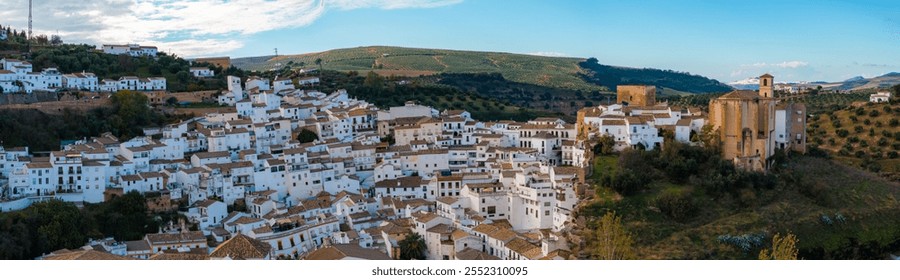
[
  {"x1": 869, "y1": 109, "x2": 880, "y2": 117},
  {"x1": 608, "y1": 168, "x2": 648, "y2": 196},
  {"x1": 854, "y1": 126, "x2": 864, "y2": 133},
  {"x1": 836, "y1": 129, "x2": 849, "y2": 138},
  {"x1": 655, "y1": 190, "x2": 698, "y2": 222},
  {"x1": 838, "y1": 148, "x2": 851, "y2": 156}
]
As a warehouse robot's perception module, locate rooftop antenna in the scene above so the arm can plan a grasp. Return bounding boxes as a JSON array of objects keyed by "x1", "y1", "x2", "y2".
[{"x1": 28, "y1": 0, "x2": 33, "y2": 40}]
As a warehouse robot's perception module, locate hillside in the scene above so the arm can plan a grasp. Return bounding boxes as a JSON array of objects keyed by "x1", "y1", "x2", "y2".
[
  {"x1": 1, "y1": 43, "x2": 245, "y2": 92},
  {"x1": 577, "y1": 147, "x2": 900, "y2": 260},
  {"x1": 578, "y1": 58, "x2": 733, "y2": 94},
  {"x1": 807, "y1": 99, "x2": 900, "y2": 180},
  {"x1": 232, "y1": 46, "x2": 733, "y2": 95},
  {"x1": 233, "y1": 46, "x2": 602, "y2": 92},
  {"x1": 820, "y1": 72, "x2": 900, "y2": 91}
]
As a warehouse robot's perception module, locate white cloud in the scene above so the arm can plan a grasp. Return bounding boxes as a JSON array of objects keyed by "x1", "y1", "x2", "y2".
[
  {"x1": 741, "y1": 61, "x2": 809, "y2": 69},
  {"x1": 773, "y1": 61, "x2": 808, "y2": 68},
  {"x1": 527, "y1": 51, "x2": 568, "y2": 57},
  {"x1": 0, "y1": 0, "x2": 461, "y2": 57},
  {"x1": 327, "y1": 0, "x2": 463, "y2": 10}
]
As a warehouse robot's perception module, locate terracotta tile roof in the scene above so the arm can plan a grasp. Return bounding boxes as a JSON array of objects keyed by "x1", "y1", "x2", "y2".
[
  {"x1": 455, "y1": 248, "x2": 500, "y2": 260},
  {"x1": 436, "y1": 196, "x2": 459, "y2": 205},
  {"x1": 42, "y1": 249, "x2": 133, "y2": 260},
  {"x1": 126, "y1": 240, "x2": 151, "y2": 252},
  {"x1": 150, "y1": 253, "x2": 211, "y2": 260},
  {"x1": 450, "y1": 229, "x2": 471, "y2": 241},
  {"x1": 426, "y1": 224, "x2": 454, "y2": 234},
  {"x1": 505, "y1": 238, "x2": 543, "y2": 259},
  {"x1": 303, "y1": 244, "x2": 391, "y2": 260},
  {"x1": 209, "y1": 234, "x2": 272, "y2": 260},
  {"x1": 145, "y1": 232, "x2": 206, "y2": 245},
  {"x1": 473, "y1": 224, "x2": 499, "y2": 236},
  {"x1": 718, "y1": 90, "x2": 762, "y2": 100},
  {"x1": 411, "y1": 211, "x2": 440, "y2": 223},
  {"x1": 373, "y1": 176, "x2": 425, "y2": 188},
  {"x1": 539, "y1": 249, "x2": 572, "y2": 260}
]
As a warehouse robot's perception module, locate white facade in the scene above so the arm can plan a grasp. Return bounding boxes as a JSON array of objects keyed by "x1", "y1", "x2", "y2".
[
  {"x1": 870, "y1": 91, "x2": 891, "y2": 103},
  {"x1": 63, "y1": 72, "x2": 100, "y2": 92},
  {"x1": 102, "y1": 44, "x2": 158, "y2": 57},
  {"x1": 190, "y1": 67, "x2": 215, "y2": 78}
]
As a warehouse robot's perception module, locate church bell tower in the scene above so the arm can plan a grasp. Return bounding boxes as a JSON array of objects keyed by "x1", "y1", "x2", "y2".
[{"x1": 759, "y1": 73, "x2": 774, "y2": 98}]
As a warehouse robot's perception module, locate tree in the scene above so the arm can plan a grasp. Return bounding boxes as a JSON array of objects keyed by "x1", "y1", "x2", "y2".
[
  {"x1": 364, "y1": 71, "x2": 385, "y2": 91},
  {"x1": 655, "y1": 189, "x2": 697, "y2": 222},
  {"x1": 314, "y1": 58, "x2": 323, "y2": 69},
  {"x1": 399, "y1": 232, "x2": 427, "y2": 260},
  {"x1": 697, "y1": 124, "x2": 720, "y2": 150},
  {"x1": 50, "y1": 35, "x2": 63, "y2": 45},
  {"x1": 297, "y1": 128, "x2": 318, "y2": 143},
  {"x1": 109, "y1": 90, "x2": 153, "y2": 138},
  {"x1": 86, "y1": 191, "x2": 158, "y2": 241},
  {"x1": 166, "y1": 96, "x2": 178, "y2": 106},
  {"x1": 594, "y1": 212, "x2": 635, "y2": 260},
  {"x1": 759, "y1": 233, "x2": 799, "y2": 260},
  {"x1": 593, "y1": 134, "x2": 616, "y2": 155}
]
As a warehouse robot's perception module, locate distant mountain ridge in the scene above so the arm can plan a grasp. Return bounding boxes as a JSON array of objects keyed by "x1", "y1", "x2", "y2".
[
  {"x1": 232, "y1": 46, "x2": 733, "y2": 94},
  {"x1": 728, "y1": 72, "x2": 900, "y2": 91}
]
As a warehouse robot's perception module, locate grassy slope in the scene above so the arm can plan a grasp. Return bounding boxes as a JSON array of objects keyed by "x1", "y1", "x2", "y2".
[
  {"x1": 582, "y1": 155, "x2": 900, "y2": 260},
  {"x1": 808, "y1": 102, "x2": 899, "y2": 178},
  {"x1": 232, "y1": 46, "x2": 603, "y2": 92}
]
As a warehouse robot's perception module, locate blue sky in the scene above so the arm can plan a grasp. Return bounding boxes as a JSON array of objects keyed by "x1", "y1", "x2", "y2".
[{"x1": 2, "y1": 0, "x2": 898, "y2": 82}]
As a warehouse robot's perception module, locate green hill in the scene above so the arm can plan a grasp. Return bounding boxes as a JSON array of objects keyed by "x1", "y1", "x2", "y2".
[
  {"x1": 233, "y1": 46, "x2": 601, "y2": 92},
  {"x1": 578, "y1": 58, "x2": 733, "y2": 94},
  {"x1": 232, "y1": 46, "x2": 733, "y2": 94}
]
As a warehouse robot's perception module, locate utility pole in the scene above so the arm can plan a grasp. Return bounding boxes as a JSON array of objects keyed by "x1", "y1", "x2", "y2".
[{"x1": 274, "y1": 48, "x2": 278, "y2": 57}]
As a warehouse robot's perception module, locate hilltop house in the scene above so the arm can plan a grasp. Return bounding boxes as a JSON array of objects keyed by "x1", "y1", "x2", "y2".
[
  {"x1": 190, "y1": 67, "x2": 215, "y2": 78},
  {"x1": 870, "y1": 91, "x2": 891, "y2": 103},
  {"x1": 102, "y1": 44, "x2": 158, "y2": 57}
]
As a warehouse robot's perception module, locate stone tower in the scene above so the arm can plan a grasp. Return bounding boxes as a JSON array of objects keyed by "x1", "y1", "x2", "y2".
[
  {"x1": 759, "y1": 73, "x2": 774, "y2": 98},
  {"x1": 616, "y1": 85, "x2": 656, "y2": 106}
]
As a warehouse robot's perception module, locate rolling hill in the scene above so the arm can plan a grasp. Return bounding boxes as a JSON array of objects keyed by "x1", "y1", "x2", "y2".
[
  {"x1": 820, "y1": 72, "x2": 900, "y2": 91},
  {"x1": 232, "y1": 46, "x2": 732, "y2": 94},
  {"x1": 232, "y1": 46, "x2": 601, "y2": 92}
]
